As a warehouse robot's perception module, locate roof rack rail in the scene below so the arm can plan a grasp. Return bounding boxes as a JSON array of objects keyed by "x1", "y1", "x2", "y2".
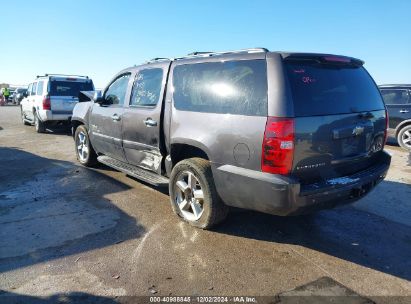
[
  {"x1": 145, "y1": 57, "x2": 172, "y2": 64},
  {"x1": 179, "y1": 48, "x2": 269, "y2": 60},
  {"x1": 37, "y1": 74, "x2": 89, "y2": 79},
  {"x1": 187, "y1": 51, "x2": 214, "y2": 56}
]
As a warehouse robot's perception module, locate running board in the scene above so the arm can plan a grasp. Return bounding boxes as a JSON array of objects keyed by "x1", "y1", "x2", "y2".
[{"x1": 97, "y1": 155, "x2": 169, "y2": 187}]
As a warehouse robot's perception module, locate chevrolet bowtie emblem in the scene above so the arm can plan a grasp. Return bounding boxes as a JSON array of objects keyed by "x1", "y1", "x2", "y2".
[{"x1": 352, "y1": 126, "x2": 365, "y2": 136}]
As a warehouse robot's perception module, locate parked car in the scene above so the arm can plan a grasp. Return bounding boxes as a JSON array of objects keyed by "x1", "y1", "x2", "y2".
[
  {"x1": 20, "y1": 74, "x2": 94, "y2": 132},
  {"x1": 379, "y1": 84, "x2": 411, "y2": 150},
  {"x1": 71, "y1": 48, "x2": 391, "y2": 229},
  {"x1": 8, "y1": 89, "x2": 15, "y2": 103},
  {"x1": 12, "y1": 88, "x2": 28, "y2": 104}
]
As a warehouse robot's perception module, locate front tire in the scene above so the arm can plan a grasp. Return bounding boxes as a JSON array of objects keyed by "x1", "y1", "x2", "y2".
[
  {"x1": 34, "y1": 112, "x2": 46, "y2": 133},
  {"x1": 74, "y1": 125, "x2": 97, "y2": 167},
  {"x1": 397, "y1": 125, "x2": 411, "y2": 151},
  {"x1": 169, "y1": 158, "x2": 228, "y2": 229}
]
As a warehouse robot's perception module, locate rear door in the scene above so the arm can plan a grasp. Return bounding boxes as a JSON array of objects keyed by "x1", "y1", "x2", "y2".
[
  {"x1": 29, "y1": 82, "x2": 37, "y2": 119},
  {"x1": 89, "y1": 73, "x2": 132, "y2": 161},
  {"x1": 48, "y1": 77, "x2": 94, "y2": 115},
  {"x1": 121, "y1": 64, "x2": 169, "y2": 173},
  {"x1": 380, "y1": 88, "x2": 411, "y2": 131},
  {"x1": 283, "y1": 57, "x2": 387, "y2": 184}
]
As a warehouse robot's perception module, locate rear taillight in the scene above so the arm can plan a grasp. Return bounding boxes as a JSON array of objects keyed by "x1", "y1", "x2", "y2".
[
  {"x1": 261, "y1": 117, "x2": 295, "y2": 175},
  {"x1": 384, "y1": 108, "x2": 389, "y2": 145},
  {"x1": 42, "y1": 96, "x2": 51, "y2": 110}
]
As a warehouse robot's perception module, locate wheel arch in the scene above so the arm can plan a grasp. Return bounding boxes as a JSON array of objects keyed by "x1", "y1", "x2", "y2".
[
  {"x1": 71, "y1": 119, "x2": 86, "y2": 138},
  {"x1": 169, "y1": 141, "x2": 211, "y2": 168},
  {"x1": 395, "y1": 119, "x2": 411, "y2": 137}
]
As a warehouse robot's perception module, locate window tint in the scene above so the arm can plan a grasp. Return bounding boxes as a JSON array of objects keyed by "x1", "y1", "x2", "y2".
[
  {"x1": 130, "y1": 68, "x2": 163, "y2": 107},
  {"x1": 36, "y1": 81, "x2": 44, "y2": 95},
  {"x1": 27, "y1": 84, "x2": 32, "y2": 95},
  {"x1": 380, "y1": 89, "x2": 410, "y2": 105},
  {"x1": 285, "y1": 62, "x2": 385, "y2": 116},
  {"x1": 31, "y1": 83, "x2": 37, "y2": 96},
  {"x1": 49, "y1": 80, "x2": 94, "y2": 97},
  {"x1": 173, "y1": 60, "x2": 267, "y2": 116},
  {"x1": 104, "y1": 74, "x2": 130, "y2": 106}
]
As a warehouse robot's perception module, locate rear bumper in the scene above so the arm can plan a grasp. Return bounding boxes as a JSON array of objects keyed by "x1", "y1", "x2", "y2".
[
  {"x1": 213, "y1": 150, "x2": 391, "y2": 216},
  {"x1": 38, "y1": 110, "x2": 72, "y2": 122}
]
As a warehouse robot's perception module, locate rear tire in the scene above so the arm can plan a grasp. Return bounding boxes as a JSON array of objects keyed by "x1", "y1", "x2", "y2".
[
  {"x1": 34, "y1": 112, "x2": 46, "y2": 133},
  {"x1": 74, "y1": 125, "x2": 97, "y2": 167},
  {"x1": 169, "y1": 157, "x2": 229, "y2": 229},
  {"x1": 397, "y1": 125, "x2": 411, "y2": 151}
]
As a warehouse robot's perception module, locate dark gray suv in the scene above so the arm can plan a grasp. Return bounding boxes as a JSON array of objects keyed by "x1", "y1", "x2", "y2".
[
  {"x1": 379, "y1": 84, "x2": 411, "y2": 150},
  {"x1": 71, "y1": 48, "x2": 391, "y2": 229}
]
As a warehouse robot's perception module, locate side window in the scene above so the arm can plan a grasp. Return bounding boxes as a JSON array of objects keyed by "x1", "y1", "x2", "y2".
[
  {"x1": 172, "y1": 60, "x2": 267, "y2": 116},
  {"x1": 130, "y1": 68, "x2": 163, "y2": 107},
  {"x1": 37, "y1": 81, "x2": 44, "y2": 96},
  {"x1": 31, "y1": 83, "x2": 37, "y2": 96},
  {"x1": 104, "y1": 74, "x2": 131, "y2": 106},
  {"x1": 27, "y1": 84, "x2": 32, "y2": 96},
  {"x1": 381, "y1": 89, "x2": 410, "y2": 105}
]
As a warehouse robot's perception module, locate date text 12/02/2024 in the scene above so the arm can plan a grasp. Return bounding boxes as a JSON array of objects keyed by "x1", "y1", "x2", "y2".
[{"x1": 149, "y1": 296, "x2": 257, "y2": 303}]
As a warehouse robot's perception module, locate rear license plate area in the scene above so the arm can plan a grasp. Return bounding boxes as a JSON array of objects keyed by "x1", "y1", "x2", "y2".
[{"x1": 341, "y1": 137, "x2": 361, "y2": 156}]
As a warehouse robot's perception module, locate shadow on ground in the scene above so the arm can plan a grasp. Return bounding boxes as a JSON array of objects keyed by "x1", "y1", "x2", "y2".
[
  {"x1": 0, "y1": 290, "x2": 118, "y2": 304},
  {"x1": 0, "y1": 147, "x2": 145, "y2": 273},
  {"x1": 216, "y1": 185, "x2": 411, "y2": 281}
]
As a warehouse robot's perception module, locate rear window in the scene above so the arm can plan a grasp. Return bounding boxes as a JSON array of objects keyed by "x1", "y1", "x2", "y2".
[
  {"x1": 173, "y1": 60, "x2": 267, "y2": 116},
  {"x1": 285, "y1": 61, "x2": 384, "y2": 116},
  {"x1": 49, "y1": 80, "x2": 94, "y2": 97}
]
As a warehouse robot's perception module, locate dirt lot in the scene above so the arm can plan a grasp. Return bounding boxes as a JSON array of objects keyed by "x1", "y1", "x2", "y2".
[{"x1": 0, "y1": 106, "x2": 410, "y2": 303}]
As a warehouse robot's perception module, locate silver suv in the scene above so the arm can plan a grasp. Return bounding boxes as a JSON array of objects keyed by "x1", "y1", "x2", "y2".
[
  {"x1": 71, "y1": 48, "x2": 391, "y2": 229},
  {"x1": 20, "y1": 74, "x2": 94, "y2": 132}
]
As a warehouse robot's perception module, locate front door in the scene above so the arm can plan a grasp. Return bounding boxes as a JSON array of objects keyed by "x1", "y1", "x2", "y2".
[
  {"x1": 380, "y1": 89, "x2": 411, "y2": 133},
  {"x1": 89, "y1": 73, "x2": 132, "y2": 162},
  {"x1": 121, "y1": 65, "x2": 168, "y2": 173}
]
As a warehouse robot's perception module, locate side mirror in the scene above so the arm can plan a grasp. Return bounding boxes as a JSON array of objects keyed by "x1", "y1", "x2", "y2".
[
  {"x1": 93, "y1": 91, "x2": 104, "y2": 103},
  {"x1": 93, "y1": 91, "x2": 105, "y2": 104},
  {"x1": 23, "y1": 91, "x2": 28, "y2": 98}
]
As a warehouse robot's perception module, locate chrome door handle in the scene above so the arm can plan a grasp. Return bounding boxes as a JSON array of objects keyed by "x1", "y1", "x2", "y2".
[
  {"x1": 111, "y1": 114, "x2": 121, "y2": 121},
  {"x1": 399, "y1": 109, "x2": 409, "y2": 113},
  {"x1": 144, "y1": 118, "x2": 157, "y2": 127}
]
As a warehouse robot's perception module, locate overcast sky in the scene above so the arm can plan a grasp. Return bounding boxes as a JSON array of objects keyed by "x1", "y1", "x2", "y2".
[{"x1": 1, "y1": 0, "x2": 410, "y2": 88}]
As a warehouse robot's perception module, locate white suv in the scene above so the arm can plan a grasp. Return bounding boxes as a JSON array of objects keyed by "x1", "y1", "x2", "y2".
[{"x1": 20, "y1": 74, "x2": 94, "y2": 133}]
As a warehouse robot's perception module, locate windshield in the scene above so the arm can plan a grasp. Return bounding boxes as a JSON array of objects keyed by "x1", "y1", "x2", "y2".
[
  {"x1": 49, "y1": 80, "x2": 94, "y2": 97},
  {"x1": 285, "y1": 61, "x2": 384, "y2": 116}
]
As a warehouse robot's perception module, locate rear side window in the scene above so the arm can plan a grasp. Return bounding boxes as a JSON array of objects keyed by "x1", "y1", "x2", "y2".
[
  {"x1": 37, "y1": 81, "x2": 44, "y2": 95},
  {"x1": 380, "y1": 89, "x2": 410, "y2": 105},
  {"x1": 173, "y1": 60, "x2": 267, "y2": 116},
  {"x1": 31, "y1": 83, "x2": 37, "y2": 96},
  {"x1": 49, "y1": 80, "x2": 94, "y2": 97},
  {"x1": 285, "y1": 62, "x2": 385, "y2": 116},
  {"x1": 130, "y1": 68, "x2": 163, "y2": 107}
]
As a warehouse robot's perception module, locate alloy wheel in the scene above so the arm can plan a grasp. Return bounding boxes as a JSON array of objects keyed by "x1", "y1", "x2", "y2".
[
  {"x1": 77, "y1": 131, "x2": 89, "y2": 162},
  {"x1": 174, "y1": 171, "x2": 205, "y2": 221},
  {"x1": 401, "y1": 129, "x2": 411, "y2": 149}
]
